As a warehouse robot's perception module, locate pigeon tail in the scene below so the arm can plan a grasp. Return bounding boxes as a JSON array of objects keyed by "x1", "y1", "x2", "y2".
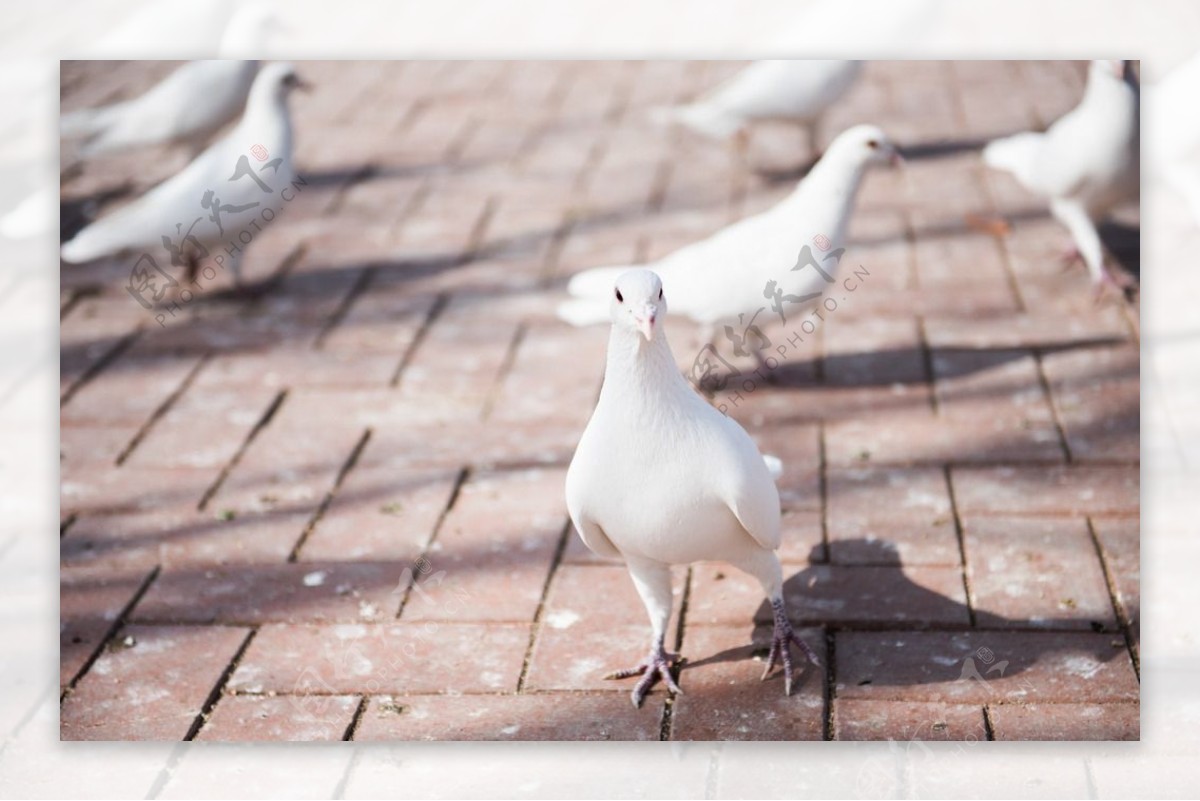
[
  {"x1": 60, "y1": 105, "x2": 118, "y2": 140},
  {"x1": 0, "y1": 189, "x2": 55, "y2": 240},
  {"x1": 982, "y1": 131, "x2": 1042, "y2": 187},
  {"x1": 668, "y1": 102, "x2": 743, "y2": 141},
  {"x1": 60, "y1": 216, "x2": 134, "y2": 264},
  {"x1": 556, "y1": 297, "x2": 610, "y2": 328},
  {"x1": 567, "y1": 264, "x2": 633, "y2": 299}
]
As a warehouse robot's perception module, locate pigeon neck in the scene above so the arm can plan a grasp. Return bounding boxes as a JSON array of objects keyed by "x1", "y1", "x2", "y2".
[
  {"x1": 602, "y1": 326, "x2": 691, "y2": 404},
  {"x1": 787, "y1": 147, "x2": 868, "y2": 222},
  {"x1": 242, "y1": 82, "x2": 292, "y2": 148},
  {"x1": 1085, "y1": 66, "x2": 1135, "y2": 107},
  {"x1": 218, "y1": 11, "x2": 271, "y2": 56}
]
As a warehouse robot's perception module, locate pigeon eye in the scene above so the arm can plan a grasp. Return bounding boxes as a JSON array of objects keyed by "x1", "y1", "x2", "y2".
[
  {"x1": 866, "y1": 139, "x2": 879, "y2": 149},
  {"x1": 658, "y1": 288, "x2": 663, "y2": 300},
  {"x1": 615, "y1": 288, "x2": 623, "y2": 303}
]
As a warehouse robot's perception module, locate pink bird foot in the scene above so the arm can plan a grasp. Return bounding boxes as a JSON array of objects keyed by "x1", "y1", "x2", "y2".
[
  {"x1": 1092, "y1": 269, "x2": 1137, "y2": 305},
  {"x1": 761, "y1": 598, "x2": 821, "y2": 696},
  {"x1": 1059, "y1": 244, "x2": 1081, "y2": 270},
  {"x1": 604, "y1": 641, "x2": 683, "y2": 708}
]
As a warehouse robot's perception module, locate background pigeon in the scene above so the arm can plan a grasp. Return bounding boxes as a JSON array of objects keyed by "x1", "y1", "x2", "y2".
[
  {"x1": 660, "y1": 60, "x2": 863, "y2": 161},
  {"x1": 1149, "y1": 51, "x2": 1200, "y2": 227},
  {"x1": 60, "y1": 62, "x2": 307, "y2": 286},
  {"x1": 982, "y1": 60, "x2": 1139, "y2": 293},
  {"x1": 61, "y1": 6, "x2": 280, "y2": 160},
  {"x1": 557, "y1": 124, "x2": 899, "y2": 345}
]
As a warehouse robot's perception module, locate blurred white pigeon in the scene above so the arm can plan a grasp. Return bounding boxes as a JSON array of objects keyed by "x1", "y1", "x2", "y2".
[
  {"x1": 565, "y1": 269, "x2": 819, "y2": 708},
  {"x1": 0, "y1": 186, "x2": 56, "y2": 239},
  {"x1": 982, "y1": 60, "x2": 1139, "y2": 292},
  {"x1": 662, "y1": 60, "x2": 863, "y2": 158},
  {"x1": 60, "y1": 63, "x2": 307, "y2": 287},
  {"x1": 61, "y1": 61, "x2": 259, "y2": 160},
  {"x1": 1149, "y1": 51, "x2": 1200, "y2": 227},
  {"x1": 88, "y1": 0, "x2": 237, "y2": 58},
  {"x1": 62, "y1": 7, "x2": 280, "y2": 159},
  {"x1": 558, "y1": 124, "x2": 899, "y2": 337}
]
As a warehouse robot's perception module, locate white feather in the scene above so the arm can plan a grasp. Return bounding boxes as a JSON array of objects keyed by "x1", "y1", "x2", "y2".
[
  {"x1": 982, "y1": 60, "x2": 1139, "y2": 285},
  {"x1": 565, "y1": 269, "x2": 815, "y2": 706},
  {"x1": 566, "y1": 269, "x2": 784, "y2": 567},
  {"x1": 60, "y1": 62, "x2": 302, "y2": 285},
  {"x1": 1149, "y1": 51, "x2": 1200, "y2": 226},
  {"x1": 63, "y1": 6, "x2": 280, "y2": 158},
  {"x1": 557, "y1": 124, "x2": 896, "y2": 330},
  {"x1": 63, "y1": 60, "x2": 260, "y2": 159},
  {"x1": 663, "y1": 60, "x2": 862, "y2": 142}
]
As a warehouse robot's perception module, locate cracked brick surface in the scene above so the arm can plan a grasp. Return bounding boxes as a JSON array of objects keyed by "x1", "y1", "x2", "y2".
[{"x1": 59, "y1": 59, "x2": 1138, "y2": 741}]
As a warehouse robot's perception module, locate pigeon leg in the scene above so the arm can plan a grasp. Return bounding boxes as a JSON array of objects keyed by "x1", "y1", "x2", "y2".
[
  {"x1": 762, "y1": 597, "x2": 821, "y2": 696},
  {"x1": 606, "y1": 558, "x2": 682, "y2": 708},
  {"x1": 184, "y1": 252, "x2": 199, "y2": 285},
  {"x1": 1051, "y1": 198, "x2": 1105, "y2": 285},
  {"x1": 805, "y1": 118, "x2": 823, "y2": 161},
  {"x1": 734, "y1": 551, "x2": 820, "y2": 696},
  {"x1": 732, "y1": 127, "x2": 752, "y2": 169},
  {"x1": 225, "y1": 248, "x2": 246, "y2": 292},
  {"x1": 752, "y1": 343, "x2": 778, "y2": 383},
  {"x1": 603, "y1": 635, "x2": 682, "y2": 709},
  {"x1": 1058, "y1": 243, "x2": 1081, "y2": 269},
  {"x1": 1092, "y1": 268, "x2": 1137, "y2": 305}
]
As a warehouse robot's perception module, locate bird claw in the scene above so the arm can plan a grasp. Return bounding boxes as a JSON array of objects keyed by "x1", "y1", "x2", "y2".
[
  {"x1": 761, "y1": 600, "x2": 820, "y2": 696},
  {"x1": 604, "y1": 649, "x2": 683, "y2": 708},
  {"x1": 1058, "y1": 245, "x2": 1082, "y2": 269},
  {"x1": 1092, "y1": 270, "x2": 1136, "y2": 305}
]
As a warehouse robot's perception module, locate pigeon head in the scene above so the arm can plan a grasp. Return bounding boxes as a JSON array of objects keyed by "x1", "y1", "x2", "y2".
[
  {"x1": 254, "y1": 62, "x2": 312, "y2": 102},
  {"x1": 831, "y1": 124, "x2": 902, "y2": 168},
  {"x1": 611, "y1": 269, "x2": 667, "y2": 342},
  {"x1": 1091, "y1": 59, "x2": 1133, "y2": 82},
  {"x1": 220, "y1": 3, "x2": 284, "y2": 55}
]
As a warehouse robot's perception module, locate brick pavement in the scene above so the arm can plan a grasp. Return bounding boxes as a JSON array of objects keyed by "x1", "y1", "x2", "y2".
[{"x1": 58, "y1": 60, "x2": 1139, "y2": 741}]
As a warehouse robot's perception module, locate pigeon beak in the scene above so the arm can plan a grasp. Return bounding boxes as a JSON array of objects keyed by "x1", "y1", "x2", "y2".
[
  {"x1": 888, "y1": 145, "x2": 905, "y2": 168},
  {"x1": 635, "y1": 304, "x2": 658, "y2": 341}
]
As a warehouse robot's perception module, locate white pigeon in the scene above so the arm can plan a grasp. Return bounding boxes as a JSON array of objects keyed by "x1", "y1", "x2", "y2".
[
  {"x1": 565, "y1": 269, "x2": 818, "y2": 708},
  {"x1": 558, "y1": 124, "x2": 899, "y2": 335},
  {"x1": 60, "y1": 62, "x2": 307, "y2": 287},
  {"x1": 1149, "y1": 51, "x2": 1200, "y2": 227},
  {"x1": 0, "y1": 186, "x2": 56, "y2": 239},
  {"x1": 61, "y1": 7, "x2": 280, "y2": 159},
  {"x1": 982, "y1": 60, "x2": 1139, "y2": 291},
  {"x1": 662, "y1": 60, "x2": 863, "y2": 157},
  {"x1": 88, "y1": 0, "x2": 237, "y2": 58}
]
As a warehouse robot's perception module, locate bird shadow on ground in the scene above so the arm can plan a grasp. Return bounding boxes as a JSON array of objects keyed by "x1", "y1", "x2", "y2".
[{"x1": 681, "y1": 539, "x2": 1132, "y2": 696}]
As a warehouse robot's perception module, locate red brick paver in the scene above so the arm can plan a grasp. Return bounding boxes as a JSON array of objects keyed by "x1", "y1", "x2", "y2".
[{"x1": 59, "y1": 60, "x2": 1138, "y2": 741}]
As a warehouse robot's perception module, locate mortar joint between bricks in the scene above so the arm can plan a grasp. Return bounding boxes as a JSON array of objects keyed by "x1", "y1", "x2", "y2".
[
  {"x1": 942, "y1": 463, "x2": 978, "y2": 628},
  {"x1": 389, "y1": 291, "x2": 449, "y2": 389},
  {"x1": 516, "y1": 517, "x2": 574, "y2": 694},
  {"x1": 183, "y1": 627, "x2": 259, "y2": 741},
  {"x1": 288, "y1": 427, "x2": 373, "y2": 563},
  {"x1": 115, "y1": 351, "x2": 213, "y2": 467},
  {"x1": 396, "y1": 466, "x2": 470, "y2": 620},
  {"x1": 63, "y1": 564, "x2": 162, "y2": 695},
  {"x1": 197, "y1": 388, "x2": 289, "y2": 512}
]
